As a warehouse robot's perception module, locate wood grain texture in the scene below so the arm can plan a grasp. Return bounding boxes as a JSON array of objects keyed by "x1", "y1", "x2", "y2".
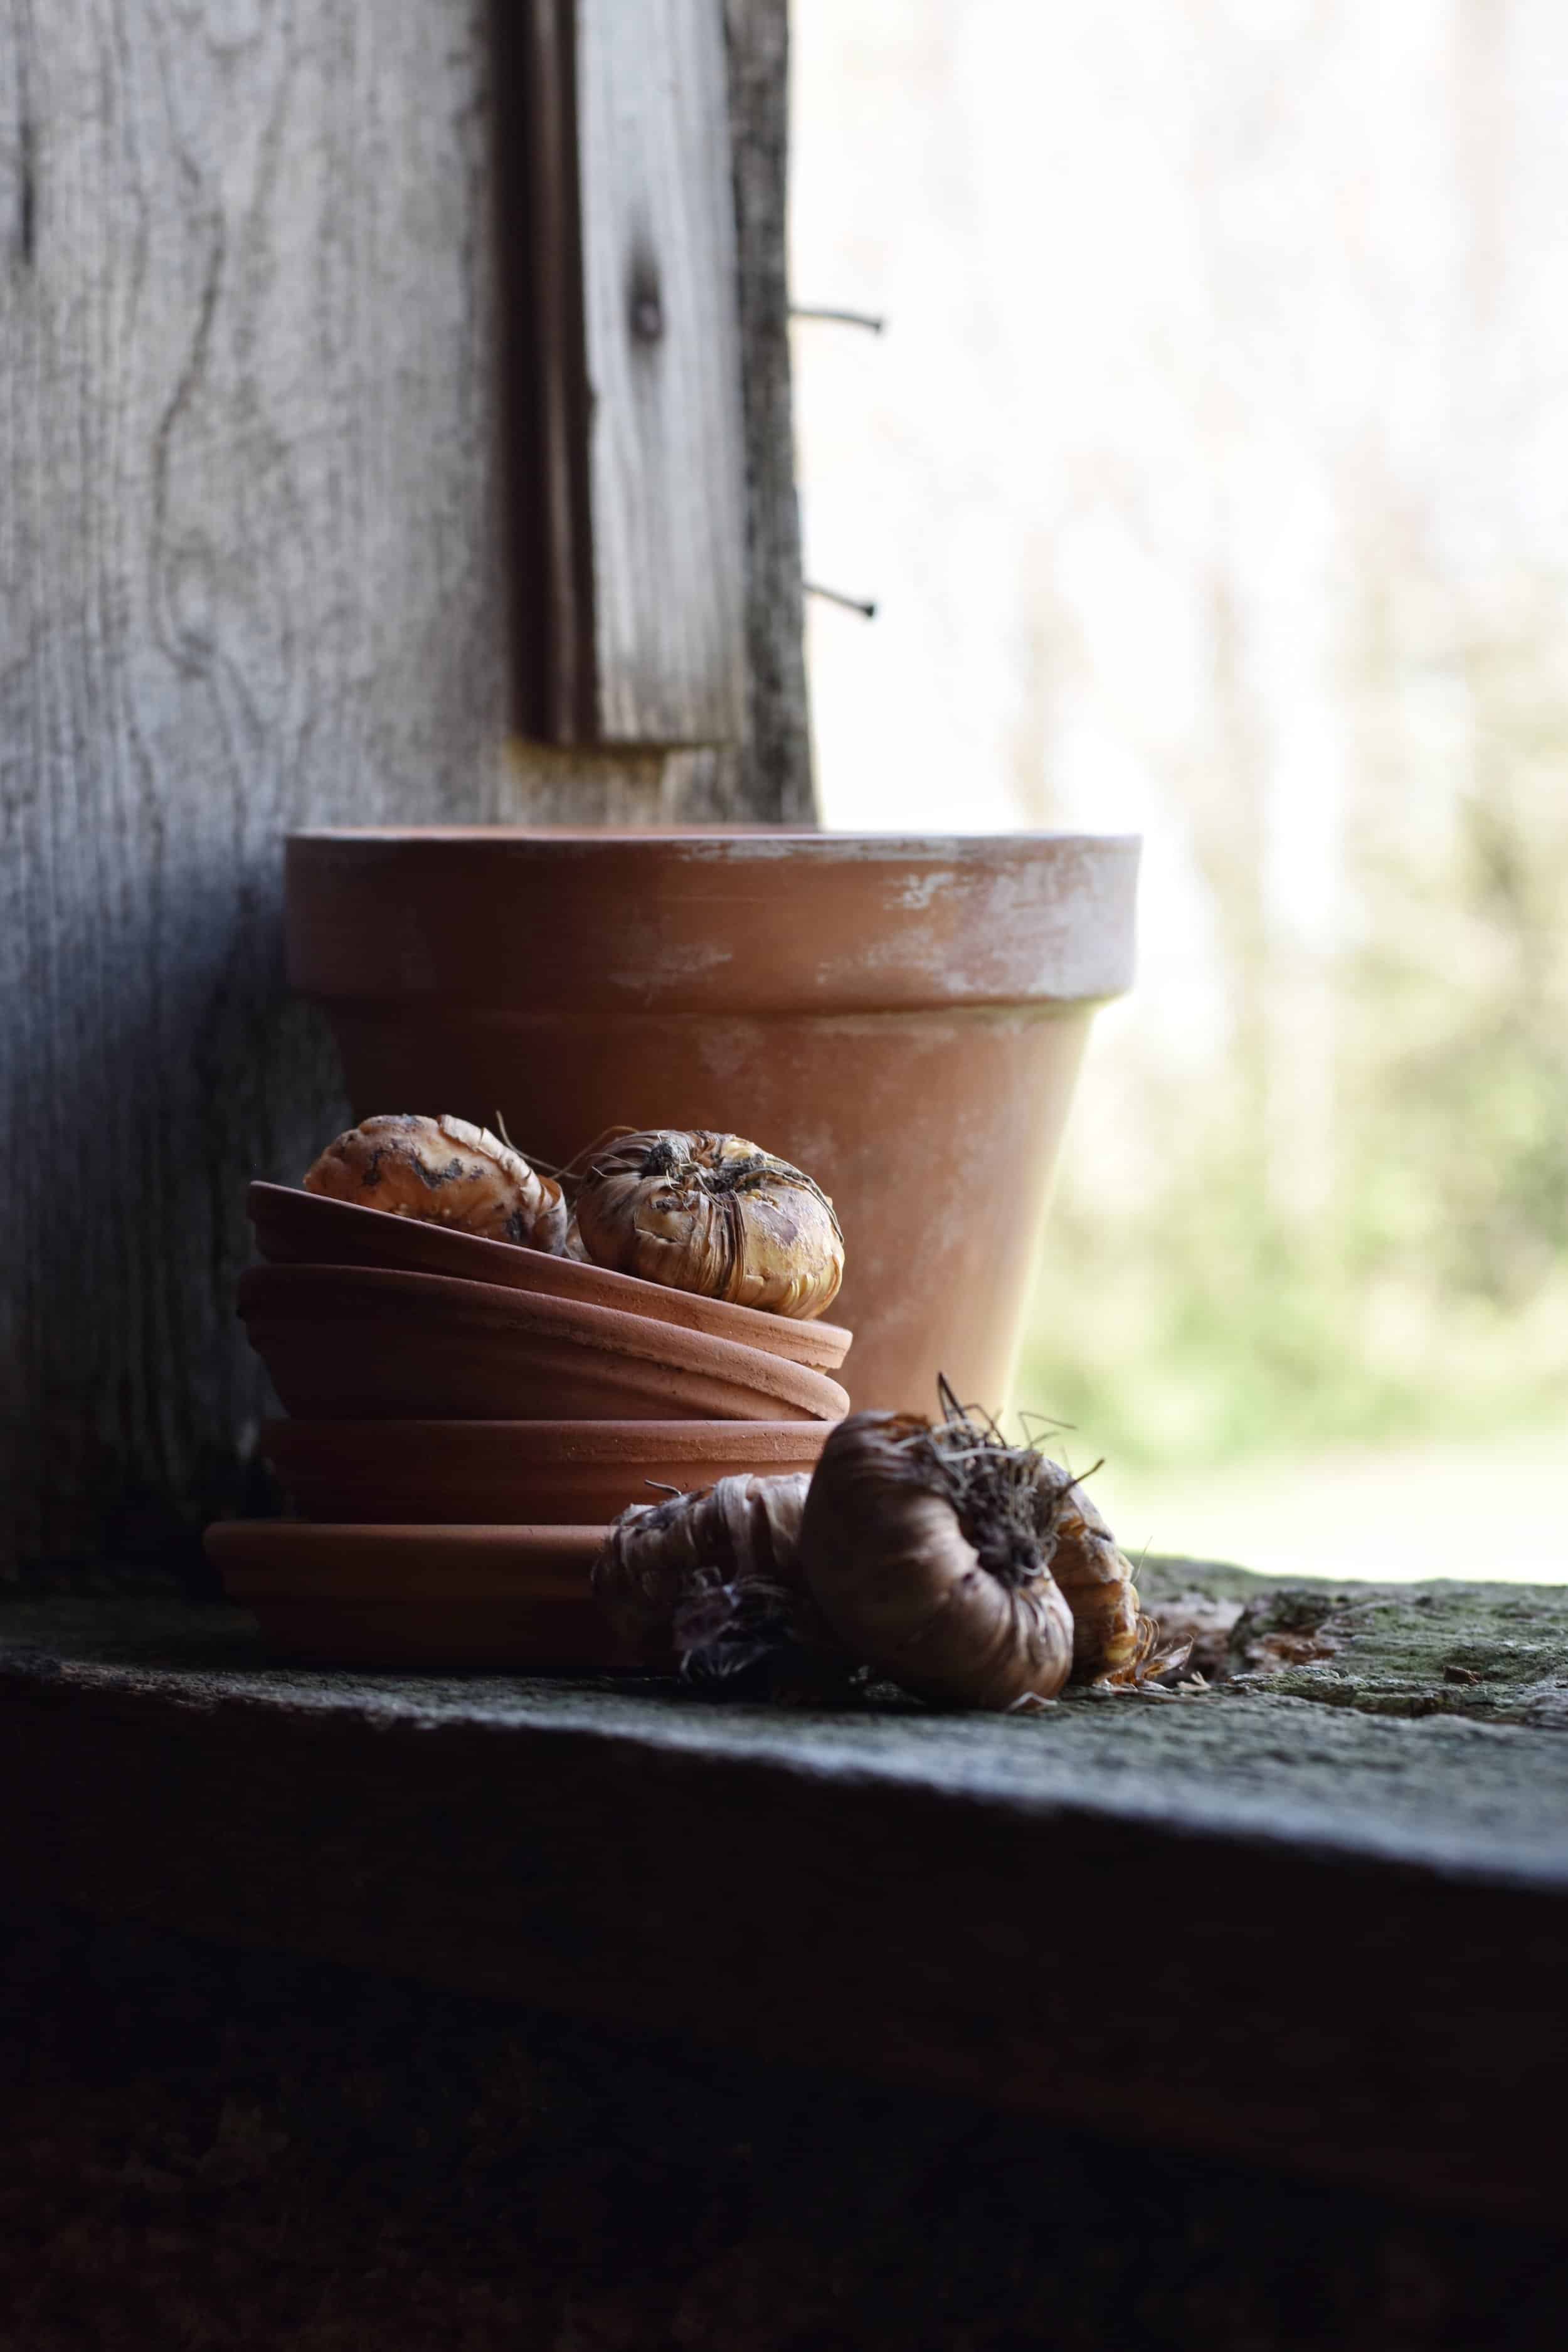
[
  {"x1": 0, "y1": 1, "x2": 519, "y2": 1565},
  {"x1": 576, "y1": 0, "x2": 750, "y2": 748},
  {"x1": 510, "y1": 0, "x2": 810, "y2": 812},
  {"x1": 498, "y1": 736, "x2": 744, "y2": 825},
  {"x1": 507, "y1": 0, "x2": 595, "y2": 743},
  {"x1": 1, "y1": 1, "x2": 811, "y2": 1566},
  {"x1": 723, "y1": 0, "x2": 813, "y2": 820}
]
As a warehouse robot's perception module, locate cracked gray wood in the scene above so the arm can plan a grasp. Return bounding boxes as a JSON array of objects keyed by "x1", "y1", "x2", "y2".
[
  {"x1": 0, "y1": 3, "x2": 517, "y2": 1567},
  {"x1": 578, "y1": 0, "x2": 749, "y2": 748},
  {"x1": 517, "y1": 0, "x2": 808, "y2": 812},
  {"x1": 723, "y1": 0, "x2": 813, "y2": 820},
  {"x1": 1, "y1": 2, "x2": 811, "y2": 1566}
]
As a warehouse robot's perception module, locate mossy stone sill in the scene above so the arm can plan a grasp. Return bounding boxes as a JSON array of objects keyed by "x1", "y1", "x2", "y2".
[{"x1": 3, "y1": 1560, "x2": 1567, "y2": 2222}]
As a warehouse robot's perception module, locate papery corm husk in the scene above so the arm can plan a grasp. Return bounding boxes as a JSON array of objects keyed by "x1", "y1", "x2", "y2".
[
  {"x1": 1029, "y1": 1454, "x2": 1192, "y2": 1687},
  {"x1": 591, "y1": 1472, "x2": 820, "y2": 1677},
  {"x1": 573, "y1": 1130, "x2": 844, "y2": 1319},
  {"x1": 798, "y1": 1399, "x2": 1078, "y2": 1710},
  {"x1": 1031, "y1": 1458, "x2": 1143, "y2": 1683},
  {"x1": 304, "y1": 1113, "x2": 569, "y2": 1254}
]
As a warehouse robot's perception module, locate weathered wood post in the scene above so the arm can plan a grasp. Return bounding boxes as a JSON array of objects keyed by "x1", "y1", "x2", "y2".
[{"x1": 0, "y1": 0, "x2": 809, "y2": 1569}]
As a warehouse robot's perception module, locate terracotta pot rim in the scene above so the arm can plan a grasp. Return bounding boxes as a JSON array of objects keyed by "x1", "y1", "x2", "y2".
[
  {"x1": 237, "y1": 1262, "x2": 850, "y2": 1420},
  {"x1": 208, "y1": 1519, "x2": 608, "y2": 1552},
  {"x1": 286, "y1": 829, "x2": 1140, "y2": 1012},
  {"x1": 204, "y1": 1524, "x2": 617, "y2": 1660},
  {"x1": 260, "y1": 1417, "x2": 836, "y2": 1448},
  {"x1": 287, "y1": 825, "x2": 1140, "y2": 853},
  {"x1": 258, "y1": 1417, "x2": 834, "y2": 1525},
  {"x1": 246, "y1": 1182, "x2": 852, "y2": 1363},
  {"x1": 208, "y1": 1518, "x2": 606, "y2": 1584}
]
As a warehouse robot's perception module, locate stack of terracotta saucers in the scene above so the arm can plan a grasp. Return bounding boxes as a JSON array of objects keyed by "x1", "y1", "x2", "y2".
[{"x1": 204, "y1": 1184, "x2": 851, "y2": 1670}]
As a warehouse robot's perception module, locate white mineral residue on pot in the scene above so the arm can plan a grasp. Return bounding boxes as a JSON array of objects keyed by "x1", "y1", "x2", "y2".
[
  {"x1": 693, "y1": 1005, "x2": 1064, "y2": 1098},
  {"x1": 672, "y1": 833, "x2": 1124, "y2": 864},
  {"x1": 825, "y1": 925, "x2": 949, "y2": 986},
  {"x1": 694, "y1": 1023, "x2": 759, "y2": 1086},
  {"x1": 675, "y1": 835, "x2": 807, "y2": 862},
  {"x1": 603, "y1": 938, "x2": 734, "y2": 989},
  {"x1": 893, "y1": 869, "x2": 956, "y2": 909}
]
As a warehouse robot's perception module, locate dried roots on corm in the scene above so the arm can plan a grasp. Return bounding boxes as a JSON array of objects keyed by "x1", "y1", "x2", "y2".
[
  {"x1": 592, "y1": 1473, "x2": 835, "y2": 1680},
  {"x1": 1030, "y1": 1454, "x2": 1192, "y2": 1688}
]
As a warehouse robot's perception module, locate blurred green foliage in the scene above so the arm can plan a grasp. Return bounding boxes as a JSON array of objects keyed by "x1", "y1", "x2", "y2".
[{"x1": 1021, "y1": 620, "x2": 1568, "y2": 1470}]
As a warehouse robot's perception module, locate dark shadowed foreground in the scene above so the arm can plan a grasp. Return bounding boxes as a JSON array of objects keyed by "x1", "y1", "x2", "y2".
[
  {"x1": 3, "y1": 1556, "x2": 1566, "y2": 2259},
  {"x1": 2, "y1": 1900, "x2": 1565, "y2": 2352}
]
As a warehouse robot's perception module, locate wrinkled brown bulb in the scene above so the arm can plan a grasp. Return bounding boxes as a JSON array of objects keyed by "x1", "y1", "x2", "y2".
[
  {"x1": 304, "y1": 1113, "x2": 569, "y2": 1254},
  {"x1": 798, "y1": 1404, "x2": 1076, "y2": 1710},
  {"x1": 592, "y1": 1473, "x2": 818, "y2": 1676},
  {"x1": 573, "y1": 1130, "x2": 843, "y2": 1318},
  {"x1": 1029, "y1": 1458, "x2": 1192, "y2": 1687}
]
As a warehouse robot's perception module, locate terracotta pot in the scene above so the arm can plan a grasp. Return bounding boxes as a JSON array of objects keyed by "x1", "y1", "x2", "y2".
[
  {"x1": 238, "y1": 1264, "x2": 849, "y2": 1424},
  {"x1": 261, "y1": 1416, "x2": 835, "y2": 1525},
  {"x1": 204, "y1": 1520, "x2": 614, "y2": 1670},
  {"x1": 287, "y1": 829, "x2": 1138, "y2": 1416},
  {"x1": 247, "y1": 1182, "x2": 852, "y2": 1372}
]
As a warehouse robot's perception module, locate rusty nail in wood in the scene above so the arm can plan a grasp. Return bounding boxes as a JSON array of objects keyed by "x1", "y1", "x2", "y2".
[
  {"x1": 791, "y1": 305, "x2": 886, "y2": 334},
  {"x1": 805, "y1": 583, "x2": 878, "y2": 620}
]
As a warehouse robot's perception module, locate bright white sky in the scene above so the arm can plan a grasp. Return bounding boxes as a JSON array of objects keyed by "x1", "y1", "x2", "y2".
[{"x1": 790, "y1": 0, "x2": 1568, "y2": 1036}]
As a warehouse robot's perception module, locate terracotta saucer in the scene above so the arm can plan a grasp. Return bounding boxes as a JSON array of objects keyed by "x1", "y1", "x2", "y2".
[
  {"x1": 262, "y1": 1417, "x2": 834, "y2": 1525},
  {"x1": 204, "y1": 1520, "x2": 618, "y2": 1671},
  {"x1": 237, "y1": 1263, "x2": 850, "y2": 1424},
  {"x1": 248, "y1": 1184, "x2": 852, "y2": 1370}
]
